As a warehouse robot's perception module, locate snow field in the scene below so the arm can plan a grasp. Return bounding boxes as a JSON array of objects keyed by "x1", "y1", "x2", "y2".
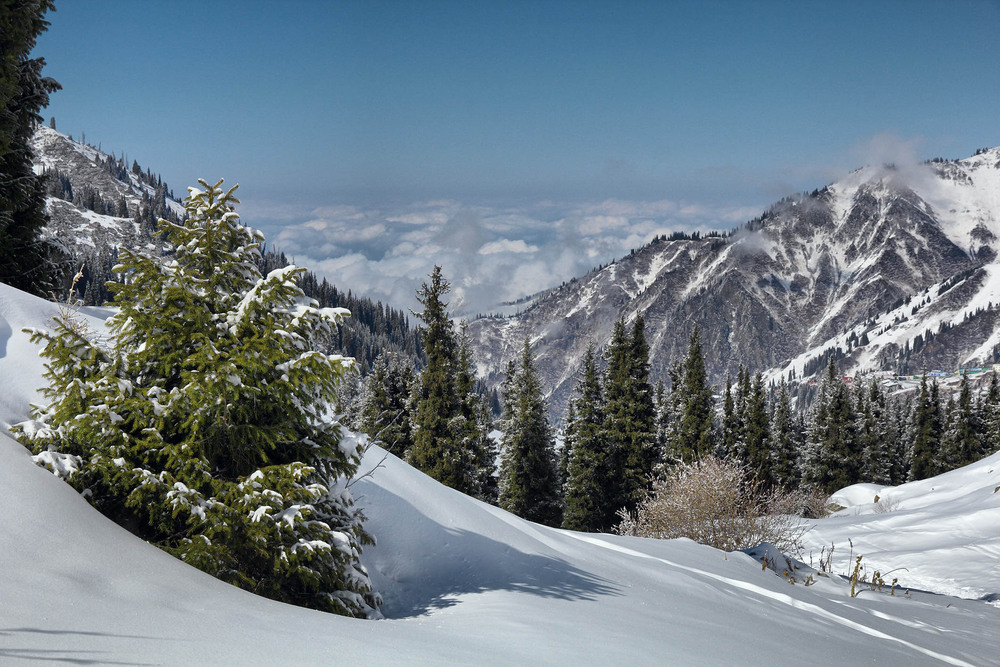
[{"x1": 1, "y1": 281, "x2": 998, "y2": 665}]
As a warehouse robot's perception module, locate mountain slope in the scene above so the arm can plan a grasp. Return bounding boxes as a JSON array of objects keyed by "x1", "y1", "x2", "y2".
[
  {"x1": 1, "y1": 281, "x2": 999, "y2": 665},
  {"x1": 27, "y1": 126, "x2": 424, "y2": 372},
  {"x1": 31, "y1": 124, "x2": 182, "y2": 260},
  {"x1": 469, "y1": 148, "x2": 1000, "y2": 412}
]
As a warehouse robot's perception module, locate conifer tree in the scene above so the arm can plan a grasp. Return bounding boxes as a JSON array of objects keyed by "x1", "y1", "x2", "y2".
[
  {"x1": 658, "y1": 363, "x2": 684, "y2": 463},
  {"x1": 858, "y1": 379, "x2": 897, "y2": 485},
  {"x1": 0, "y1": 0, "x2": 62, "y2": 294},
  {"x1": 408, "y1": 266, "x2": 478, "y2": 493},
  {"x1": 562, "y1": 345, "x2": 610, "y2": 531},
  {"x1": 600, "y1": 316, "x2": 658, "y2": 517},
  {"x1": 943, "y1": 374, "x2": 982, "y2": 468},
  {"x1": 560, "y1": 402, "x2": 576, "y2": 490},
  {"x1": 719, "y1": 375, "x2": 739, "y2": 459},
  {"x1": 768, "y1": 379, "x2": 799, "y2": 488},
  {"x1": 498, "y1": 339, "x2": 562, "y2": 526},
  {"x1": 803, "y1": 357, "x2": 859, "y2": 493},
  {"x1": 744, "y1": 371, "x2": 771, "y2": 482},
  {"x1": 885, "y1": 394, "x2": 911, "y2": 485},
  {"x1": 16, "y1": 180, "x2": 379, "y2": 616},
  {"x1": 653, "y1": 380, "x2": 670, "y2": 460},
  {"x1": 623, "y1": 315, "x2": 658, "y2": 504},
  {"x1": 672, "y1": 326, "x2": 714, "y2": 462},
  {"x1": 910, "y1": 376, "x2": 943, "y2": 480},
  {"x1": 981, "y1": 372, "x2": 1000, "y2": 457},
  {"x1": 730, "y1": 367, "x2": 752, "y2": 460},
  {"x1": 355, "y1": 351, "x2": 415, "y2": 458},
  {"x1": 602, "y1": 317, "x2": 632, "y2": 516}
]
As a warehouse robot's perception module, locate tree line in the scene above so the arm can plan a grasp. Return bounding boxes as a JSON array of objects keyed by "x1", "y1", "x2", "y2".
[{"x1": 358, "y1": 277, "x2": 1000, "y2": 532}]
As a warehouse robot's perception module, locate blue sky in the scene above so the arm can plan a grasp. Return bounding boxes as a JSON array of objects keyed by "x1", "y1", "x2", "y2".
[{"x1": 34, "y1": 0, "x2": 1000, "y2": 313}]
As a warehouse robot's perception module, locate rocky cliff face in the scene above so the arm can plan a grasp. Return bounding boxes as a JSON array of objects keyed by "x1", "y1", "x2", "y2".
[{"x1": 469, "y1": 148, "x2": 1000, "y2": 416}]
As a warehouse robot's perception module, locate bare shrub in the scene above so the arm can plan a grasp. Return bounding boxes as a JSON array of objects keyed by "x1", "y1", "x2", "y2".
[
  {"x1": 774, "y1": 486, "x2": 836, "y2": 519},
  {"x1": 872, "y1": 494, "x2": 900, "y2": 514},
  {"x1": 616, "y1": 455, "x2": 807, "y2": 555}
]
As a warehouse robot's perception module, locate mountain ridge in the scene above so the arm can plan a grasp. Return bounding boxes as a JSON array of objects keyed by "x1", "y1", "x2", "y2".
[
  {"x1": 28, "y1": 125, "x2": 425, "y2": 373},
  {"x1": 468, "y1": 146, "x2": 1000, "y2": 415}
]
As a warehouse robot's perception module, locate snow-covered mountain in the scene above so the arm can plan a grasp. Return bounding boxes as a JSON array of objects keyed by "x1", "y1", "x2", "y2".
[
  {"x1": 469, "y1": 148, "x2": 1000, "y2": 413},
  {"x1": 1, "y1": 280, "x2": 998, "y2": 664},
  {"x1": 30, "y1": 124, "x2": 182, "y2": 260}
]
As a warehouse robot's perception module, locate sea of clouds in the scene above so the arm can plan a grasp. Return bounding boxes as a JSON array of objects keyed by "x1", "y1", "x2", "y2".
[{"x1": 243, "y1": 198, "x2": 759, "y2": 317}]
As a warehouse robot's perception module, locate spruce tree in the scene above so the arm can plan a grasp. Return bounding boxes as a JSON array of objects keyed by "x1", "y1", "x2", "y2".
[
  {"x1": 744, "y1": 371, "x2": 771, "y2": 482},
  {"x1": 562, "y1": 345, "x2": 610, "y2": 531},
  {"x1": 356, "y1": 351, "x2": 415, "y2": 458},
  {"x1": 910, "y1": 377, "x2": 943, "y2": 480},
  {"x1": 408, "y1": 266, "x2": 477, "y2": 493},
  {"x1": 885, "y1": 394, "x2": 910, "y2": 485},
  {"x1": 653, "y1": 380, "x2": 670, "y2": 462},
  {"x1": 600, "y1": 316, "x2": 658, "y2": 518},
  {"x1": 623, "y1": 315, "x2": 658, "y2": 504},
  {"x1": 858, "y1": 379, "x2": 896, "y2": 485},
  {"x1": 498, "y1": 339, "x2": 562, "y2": 526},
  {"x1": 719, "y1": 375, "x2": 739, "y2": 459},
  {"x1": 947, "y1": 374, "x2": 982, "y2": 468},
  {"x1": 602, "y1": 317, "x2": 632, "y2": 516},
  {"x1": 658, "y1": 362, "x2": 684, "y2": 463},
  {"x1": 673, "y1": 326, "x2": 714, "y2": 462},
  {"x1": 981, "y1": 372, "x2": 1000, "y2": 458},
  {"x1": 16, "y1": 180, "x2": 379, "y2": 616},
  {"x1": 0, "y1": 0, "x2": 62, "y2": 294},
  {"x1": 559, "y1": 402, "x2": 576, "y2": 491},
  {"x1": 803, "y1": 357, "x2": 860, "y2": 494},
  {"x1": 768, "y1": 379, "x2": 799, "y2": 489}
]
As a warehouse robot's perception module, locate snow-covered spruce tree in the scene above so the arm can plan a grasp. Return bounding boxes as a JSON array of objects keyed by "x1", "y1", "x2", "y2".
[
  {"x1": 498, "y1": 339, "x2": 562, "y2": 526},
  {"x1": 562, "y1": 344, "x2": 610, "y2": 531},
  {"x1": 665, "y1": 326, "x2": 714, "y2": 463},
  {"x1": 355, "y1": 351, "x2": 415, "y2": 458},
  {"x1": 601, "y1": 316, "x2": 657, "y2": 521},
  {"x1": 408, "y1": 268, "x2": 459, "y2": 473},
  {"x1": 909, "y1": 376, "x2": 943, "y2": 481},
  {"x1": 768, "y1": 379, "x2": 799, "y2": 489},
  {"x1": 940, "y1": 373, "x2": 982, "y2": 469},
  {"x1": 15, "y1": 180, "x2": 380, "y2": 617},
  {"x1": 802, "y1": 357, "x2": 859, "y2": 494},
  {"x1": 393, "y1": 269, "x2": 497, "y2": 503}
]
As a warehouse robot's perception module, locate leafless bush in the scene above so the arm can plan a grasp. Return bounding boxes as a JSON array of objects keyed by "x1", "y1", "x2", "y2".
[
  {"x1": 774, "y1": 486, "x2": 836, "y2": 519},
  {"x1": 872, "y1": 494, "x2": 900, "y2": 514},
  {"x1": 616, "y1": 455, "x2": 807, "y2": 555}
]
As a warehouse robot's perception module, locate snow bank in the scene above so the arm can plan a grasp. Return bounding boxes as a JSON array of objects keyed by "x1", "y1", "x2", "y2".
[{"x1": 805, "y1": 450, "x2": 1000, "y2": 602}]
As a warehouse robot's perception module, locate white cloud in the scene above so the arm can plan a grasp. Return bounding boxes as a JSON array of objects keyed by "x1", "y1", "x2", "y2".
[
  {"x1": 478, "y1": 239, "x2": 538, "y2": 255},
  {"x1": 253, "y1": 196, "x2": 758, "y2": 316}
]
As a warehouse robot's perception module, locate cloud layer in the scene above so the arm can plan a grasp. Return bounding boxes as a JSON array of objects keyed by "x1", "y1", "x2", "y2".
[{"x1": 244, "y1": 198, "x2": 760, "y2": 316}]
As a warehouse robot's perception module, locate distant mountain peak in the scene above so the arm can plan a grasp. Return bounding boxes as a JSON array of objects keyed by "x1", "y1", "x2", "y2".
[{"x1": 469, "y1": 143, "x2": 1000, "y2": 415}]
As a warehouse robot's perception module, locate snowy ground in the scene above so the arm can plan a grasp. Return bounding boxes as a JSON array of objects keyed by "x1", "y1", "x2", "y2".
[{"x1": 1, "y1": 282, "x2": 998, "y2": 665}]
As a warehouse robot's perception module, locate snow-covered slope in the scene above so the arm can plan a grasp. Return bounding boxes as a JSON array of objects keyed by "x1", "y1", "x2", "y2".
[
  {"x1": 30, "y1": 125, "x2": 181, "y2": 259},
  {"x1": 766, "y1": 263, "x2": 1000, "y2": 385},
  {"x1": 1, "y1": 281, "x2": 999, "y2": 664},
  {"x1": 805, "y1": 452, "x2": 1000, "y2": 602},
  {"x1": 469, "y1": 148, "x2": 1000, "y2": 412}
]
